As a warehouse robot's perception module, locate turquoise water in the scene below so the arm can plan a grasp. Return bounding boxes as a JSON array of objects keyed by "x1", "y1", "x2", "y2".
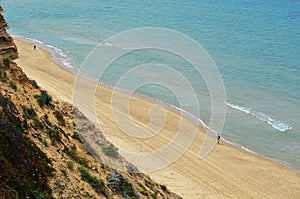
[{"x1": 2, "y1": 0, "x2": 300, "y2": 170}]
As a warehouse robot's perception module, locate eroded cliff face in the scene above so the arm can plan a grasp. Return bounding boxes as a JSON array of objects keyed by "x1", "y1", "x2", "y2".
[{"x1": 0, "y1": 8, "x2": 18, "y2": 60}]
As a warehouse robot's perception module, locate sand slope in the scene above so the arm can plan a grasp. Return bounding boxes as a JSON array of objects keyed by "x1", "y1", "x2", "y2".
[{"x1": 15, "y1": 39, "x2": 300, "y2": 199}]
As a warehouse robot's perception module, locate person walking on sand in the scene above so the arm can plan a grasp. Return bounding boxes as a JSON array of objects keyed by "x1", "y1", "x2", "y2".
[
  {"x1": 217, "y1": 134, "x2": 221, "y2": 144},
  {"x1": 33, "y1": 45, "x2": 36, "y2": 50}
]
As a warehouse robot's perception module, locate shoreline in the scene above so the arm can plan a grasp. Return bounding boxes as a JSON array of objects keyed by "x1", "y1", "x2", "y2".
[
  {"x1": 14, "y1": 37, "x2": 300, "y2": 198},
  {"x1": 15, "y1": 35, "x2": 297, "y2": 171},
  {"x1": 16, "y1": 35, "x2": 300, "y2": 173}
]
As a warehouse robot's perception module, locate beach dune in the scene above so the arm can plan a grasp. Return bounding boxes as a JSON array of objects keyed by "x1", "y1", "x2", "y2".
[{"x1": 15, "y1": 39, "x2": 300, "y2": 198}]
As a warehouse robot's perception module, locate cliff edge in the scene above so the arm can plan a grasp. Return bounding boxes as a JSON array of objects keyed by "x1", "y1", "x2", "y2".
[{"x1": 0, "y1": 7, "x2": 18, "y2": 60}]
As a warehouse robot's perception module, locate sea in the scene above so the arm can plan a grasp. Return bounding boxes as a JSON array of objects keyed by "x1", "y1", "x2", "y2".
[{"x1": 2, "y1": 0, "x2": 300, "y2": 171}]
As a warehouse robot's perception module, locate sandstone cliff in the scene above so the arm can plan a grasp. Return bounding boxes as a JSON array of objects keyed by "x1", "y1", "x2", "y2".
[{"x1": 0, "y1": 7, "x2": 18, "y2": 60}]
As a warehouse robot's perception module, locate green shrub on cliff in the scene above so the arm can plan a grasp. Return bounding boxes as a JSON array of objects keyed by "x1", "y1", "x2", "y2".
[
  {"x1": 101, "y1": 144, "x2": 118, "y2": 158},
  {"x1": 3, "y1": 58, "x2": 11, "y2": 68},
  {"x1": 54, "y1": 110, "x2": 65, "y2": 126},
  {"x1": 29, "y1": 79, "x2": 39, "y2": 89},
  {"x1": 34, "y1": 91, "x2": 53, "y2": 108},
  {"x1": 107, "y1": 171, "x2": 138, "y2": 198},
  {"x1": 78, "y1": 166, "x2": 109, "y2": 197},
  {"x1": 63, "y1": 145, "x2": 89, "y2": 167}
]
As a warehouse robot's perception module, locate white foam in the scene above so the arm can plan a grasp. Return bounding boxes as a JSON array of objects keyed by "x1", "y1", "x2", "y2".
[
  {"x1": 63, "y1": 37, "x2": 98, "y2": 45},
  {"x1": 225, "y1": 102, "x2": 252, "y2": 114},
  {"x1": 241, "y1": 146, "x2": 257, "y2": 154},
  {"x1": 62, "y1": 59, "x2": 75, "y2": 69},
  {"x1": 16, "y1": 36, "x2": 76, "y2": 70},
  {"x1": 167, "y1": 104, "x2": 216, "y2": 135},
  {"x1": 225, "y1": 102, "x2": 292, "y2": 132},
  {"x1": 25, "y1": 37, "x2": 44, "y2": 44},
  {"x1": 103, "y1": 41, "x2": 112, "y2": 46}
]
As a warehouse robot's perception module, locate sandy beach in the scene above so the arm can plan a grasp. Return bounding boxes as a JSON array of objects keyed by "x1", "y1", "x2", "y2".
[{"x1": 15, "y1": 38, "x2": 300, "y2": 198}]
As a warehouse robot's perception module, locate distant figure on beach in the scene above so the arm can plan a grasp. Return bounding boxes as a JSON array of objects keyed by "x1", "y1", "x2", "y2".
[
  {"x1": 33, "y1": 45, "x2": 36, "y2": 50},
  {"x1": 217, "y1": 134, "x2": 221, "y2": 144}
]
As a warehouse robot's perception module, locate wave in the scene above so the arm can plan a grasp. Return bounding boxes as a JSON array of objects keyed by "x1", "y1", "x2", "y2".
[
  {"x1": 63, "y1": 37, "x2": 99, "y2": 45},
  {"x1": 225, "y1": 102, "x2": 292, "y2": 132},
  {"x1": 14, "y1": 35, "x2": 76, "y2": 70}
]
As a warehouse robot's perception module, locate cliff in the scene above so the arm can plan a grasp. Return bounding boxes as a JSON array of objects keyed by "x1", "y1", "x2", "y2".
[
  {"x1": 0, "y1": 11, "x2": 181, "y2": 199},
  {"x1": 0, "y1": 8, "x2": 18, "y2": 60}
]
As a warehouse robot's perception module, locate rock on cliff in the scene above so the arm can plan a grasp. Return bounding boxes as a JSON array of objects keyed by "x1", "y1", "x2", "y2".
[{"x1": 0, "y1": 7, "x2": 18, "y2": 60}]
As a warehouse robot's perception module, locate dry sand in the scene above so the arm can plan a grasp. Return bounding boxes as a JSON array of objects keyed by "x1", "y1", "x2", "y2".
[{"x1": 15, "y1": 38, "x2": 300, "y2": 199}]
